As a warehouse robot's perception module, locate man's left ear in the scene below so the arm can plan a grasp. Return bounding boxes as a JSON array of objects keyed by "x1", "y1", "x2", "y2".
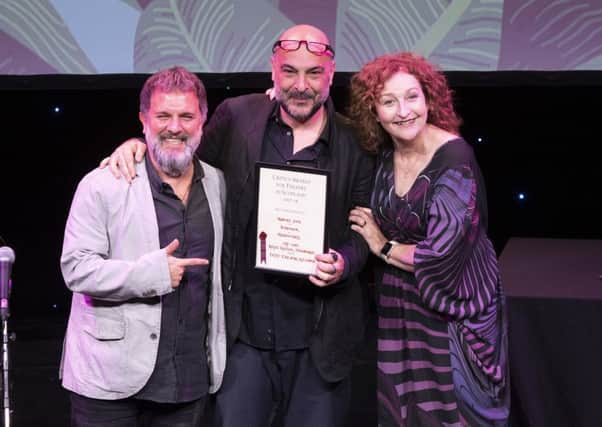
[
  {"x1": 138, "y1": 112, "x2": 147, "y2": 133},
  {"x1": 329, "y1": 60, "x2": 336, "y2": 85}
]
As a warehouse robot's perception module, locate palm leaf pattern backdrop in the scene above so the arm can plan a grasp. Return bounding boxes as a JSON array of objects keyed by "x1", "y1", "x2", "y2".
[{"x1": 1, "y1": 0, "x2": 601, "y2": 74}]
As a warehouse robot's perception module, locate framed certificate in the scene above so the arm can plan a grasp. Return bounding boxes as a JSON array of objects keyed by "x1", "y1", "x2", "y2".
[{"x1": 254, "y1": 162, "x2": 329, "y2": 276}]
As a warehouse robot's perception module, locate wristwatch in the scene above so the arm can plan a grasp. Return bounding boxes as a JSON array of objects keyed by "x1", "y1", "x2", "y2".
[{"x1": 379, "y1": 241, "x2": 398, "y2": 261}]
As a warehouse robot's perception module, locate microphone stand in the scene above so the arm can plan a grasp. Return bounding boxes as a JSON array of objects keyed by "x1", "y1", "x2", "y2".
[
  {"x1": 0, "y1": 247, "x2": 14, "y2": 427},
  {"x1": 1, "y1": 298, "x2": 11, "y2": 427}
]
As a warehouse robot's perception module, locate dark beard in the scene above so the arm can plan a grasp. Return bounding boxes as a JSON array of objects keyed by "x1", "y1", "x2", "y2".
[
  {"x1": 279, "y1": 90, "x2": 324, "y2": 123},
  {"x1": 280, "y1": 100, "x2": 322, "y2": 123}
]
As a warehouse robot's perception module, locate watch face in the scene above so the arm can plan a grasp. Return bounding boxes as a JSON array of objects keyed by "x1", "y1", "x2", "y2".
[{"x1": 380, "y1": 241, "x2": 393, "y2": 256}]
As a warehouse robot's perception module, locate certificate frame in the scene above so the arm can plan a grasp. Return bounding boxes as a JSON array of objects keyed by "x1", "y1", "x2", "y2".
[{"x1": 254, "y1": 162, "x2": 330, "y2": 277}]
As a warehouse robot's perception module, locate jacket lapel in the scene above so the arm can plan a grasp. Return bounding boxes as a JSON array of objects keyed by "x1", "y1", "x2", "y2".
[
  {"x1": 133, "y1": 162, "x2": 161, "y2": 251},
  {"x1": 243, "y1": 97, "x2": 276, "y2": 173},
  {"x1": 235, "y1": 97, "x2": 276, "y2": 233}
]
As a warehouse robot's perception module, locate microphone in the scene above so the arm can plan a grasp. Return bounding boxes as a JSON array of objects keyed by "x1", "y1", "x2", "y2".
[{"x1": 0, "y1": 247, "x2": 15, "y2": 320}]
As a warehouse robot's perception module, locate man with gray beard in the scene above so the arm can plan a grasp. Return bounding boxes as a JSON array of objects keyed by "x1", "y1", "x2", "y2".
[{"x1": 59, "y1": 66, "x2": 226, "y2": 426}]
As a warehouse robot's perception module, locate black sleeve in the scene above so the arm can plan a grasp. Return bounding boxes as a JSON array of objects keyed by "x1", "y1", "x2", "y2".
[{"x1": 337, "y1": 147, "x2": 375, "y2": 278}]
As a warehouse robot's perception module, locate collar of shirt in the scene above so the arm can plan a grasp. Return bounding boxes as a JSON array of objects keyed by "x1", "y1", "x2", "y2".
[
  {"x1": 270, "y1": 102, "x2": 331, "y2": 146},
  {"x1": 145, "y1": 153, "x2": 204, "y2": 196}
]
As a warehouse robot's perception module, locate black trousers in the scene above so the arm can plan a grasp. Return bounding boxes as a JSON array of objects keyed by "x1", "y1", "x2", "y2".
[
  {"x1": 214, "y1": 341, "x2": 350, "y2": 427},
  {"x1": 70, "y1": 392, "x2": 207, "y2": 427}
]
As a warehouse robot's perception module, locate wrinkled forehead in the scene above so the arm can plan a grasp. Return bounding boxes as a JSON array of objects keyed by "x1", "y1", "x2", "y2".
[
  {"x1": 271, "y1": 47, "x2": 333, "y2": 69},
  {"x1": 147, "y1": 89, "x2": 201, "y2": 111}
]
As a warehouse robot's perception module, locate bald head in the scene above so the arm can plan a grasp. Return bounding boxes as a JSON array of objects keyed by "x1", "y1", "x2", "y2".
[
  {"x1": 272, "y1": 24, "x2": 335, "y2": 60},
  {"x1": 270, "y1": 24, "x2": 335, "y2": 124},
  {"x1": 279, "y1": 24, "x2": 330, "y2": 45}
]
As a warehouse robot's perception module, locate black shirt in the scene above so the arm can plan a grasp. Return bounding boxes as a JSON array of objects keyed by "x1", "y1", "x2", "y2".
[
  {"x1": 136, "y1": 155, "x2": 214, "y2": 402},
  {"x1": 238, "y1": 106, "x2": 331, "y2": 350}
]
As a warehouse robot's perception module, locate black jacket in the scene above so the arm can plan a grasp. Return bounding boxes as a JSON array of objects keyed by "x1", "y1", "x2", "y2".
[{"x1": 198, "y1": 94, "x2": 374, "y2": 382}]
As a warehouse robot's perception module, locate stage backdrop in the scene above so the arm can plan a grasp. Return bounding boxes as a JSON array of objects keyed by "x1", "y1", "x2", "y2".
[{"x1": 2, "y1": 0, "x2": 602, "y2": 74}]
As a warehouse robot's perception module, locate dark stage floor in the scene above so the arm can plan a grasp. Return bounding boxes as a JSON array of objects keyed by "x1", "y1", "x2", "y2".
[
  {"x1": 6, "y1": 300, "x2": 585, "y2": 427},
  {"x1": 5, "y1": 312, "x2": 376, "y2": 427}
]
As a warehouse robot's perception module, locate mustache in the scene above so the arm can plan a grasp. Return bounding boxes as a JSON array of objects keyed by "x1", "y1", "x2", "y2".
[
  {"x1": 159, "y1": 132, "x2": 188, "y2": 142},
  {"x1": 286, "y1": 90, "x2": 314, "y2": 100}
]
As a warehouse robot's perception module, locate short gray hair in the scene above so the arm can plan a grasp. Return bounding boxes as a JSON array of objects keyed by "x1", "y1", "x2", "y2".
[{"x1": 139, "y1": 66, "x2": 208, "y2": 119}]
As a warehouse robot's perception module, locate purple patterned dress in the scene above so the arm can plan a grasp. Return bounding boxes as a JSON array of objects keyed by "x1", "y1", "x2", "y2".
[{"x1": 372, "y1": 139, "x2": 509, "y2": 427}]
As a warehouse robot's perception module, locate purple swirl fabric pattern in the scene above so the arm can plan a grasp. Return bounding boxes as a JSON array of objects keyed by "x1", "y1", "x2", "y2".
[{"x1": 372, "y1": 138, "x2": 509, "y2": 426}]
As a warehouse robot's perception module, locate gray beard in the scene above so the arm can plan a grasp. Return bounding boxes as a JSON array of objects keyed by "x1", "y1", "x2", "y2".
[{"x1": 150, "y1": 140, "x2": 196, "y2": 178}]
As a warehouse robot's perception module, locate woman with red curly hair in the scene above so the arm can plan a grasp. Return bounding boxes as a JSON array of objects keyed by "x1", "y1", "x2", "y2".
[{"x1": 348, "y1": 52, "x2": 509, "y2": 426}]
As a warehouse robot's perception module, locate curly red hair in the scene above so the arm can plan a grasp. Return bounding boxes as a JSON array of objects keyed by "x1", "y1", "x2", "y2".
[{"x1": 348, "y1": 52, "x2": 461, "y2": 153}]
